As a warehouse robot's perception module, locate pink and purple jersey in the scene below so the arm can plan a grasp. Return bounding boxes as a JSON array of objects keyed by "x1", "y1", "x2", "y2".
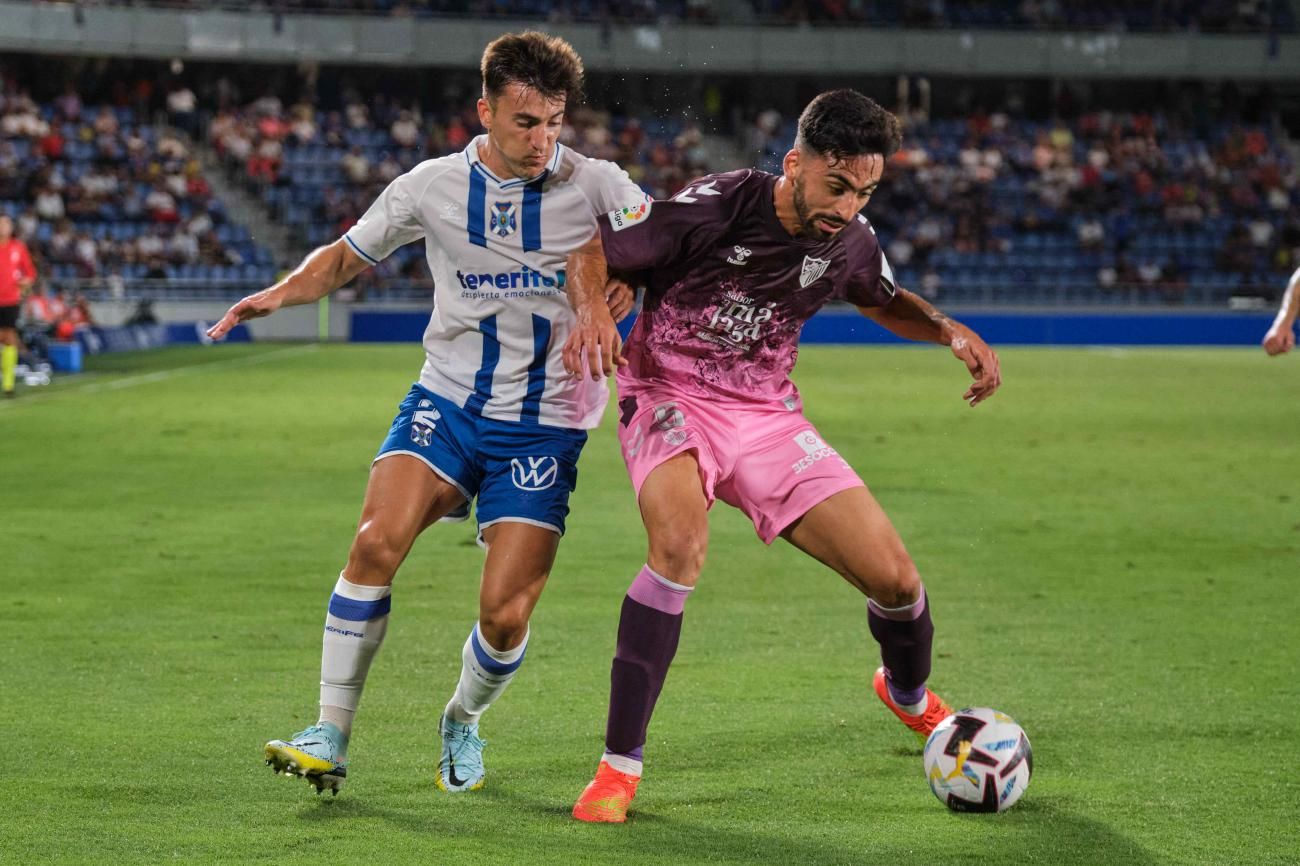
[{"x1": 600, "y1": 169, "x2": 895, "y2": 405}]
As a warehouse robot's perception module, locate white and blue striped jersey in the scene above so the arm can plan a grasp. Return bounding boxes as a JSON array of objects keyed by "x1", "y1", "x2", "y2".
[{"x1": 345, "y1": 135, "x2": 648, "y2": 429}]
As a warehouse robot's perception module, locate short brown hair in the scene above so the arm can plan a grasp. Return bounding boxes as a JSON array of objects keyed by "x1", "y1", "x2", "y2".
[{"x1": 481, "y1": 31, "x2": 585, "y2": 106}]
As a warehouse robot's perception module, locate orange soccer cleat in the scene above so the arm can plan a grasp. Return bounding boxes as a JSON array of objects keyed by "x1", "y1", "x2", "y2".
[
  {"x1": 572, "y1": 761, "x2": 641, "y2": 823},
  {"x1": 873, "y1": 666, "x2": 954, "y2": 744}
]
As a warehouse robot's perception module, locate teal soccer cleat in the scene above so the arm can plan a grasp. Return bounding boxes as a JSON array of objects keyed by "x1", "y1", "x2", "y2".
[
  {"x1": 264, "y1": 722, "x2": 348, "y2": 795},
  {"x1": 437, "y1": 715, "x2": 487, "y2": 792}
]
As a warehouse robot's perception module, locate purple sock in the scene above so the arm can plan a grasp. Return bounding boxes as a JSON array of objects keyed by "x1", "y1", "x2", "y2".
[
  {"x1": 610, "y1": 745, "x2": 644, "y2": 762},
  {"x1": 604, "y1": 566, "x2": 692, "y2": 757},
  {"x1": 867, "y1": 587, "x2": 934, "y2": 704}
]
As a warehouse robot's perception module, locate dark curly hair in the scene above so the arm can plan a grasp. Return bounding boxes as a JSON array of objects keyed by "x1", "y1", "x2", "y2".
[
  {"x1": 481, "y1": 31, "x2": 585, "y2": 106},
  {"x1": 794, "y1": 89, "x2": 902, "y2": 165}
]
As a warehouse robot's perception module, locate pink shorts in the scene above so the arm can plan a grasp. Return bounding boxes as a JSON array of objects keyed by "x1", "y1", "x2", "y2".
[{"x1": 616, "y1": 387, "x2": 865, "y2": 544}]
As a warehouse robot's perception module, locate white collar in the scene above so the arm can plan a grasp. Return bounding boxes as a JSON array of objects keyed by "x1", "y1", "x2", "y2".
[{"x1": 464, "y1": 134, "x2": 562, "y2": 189}]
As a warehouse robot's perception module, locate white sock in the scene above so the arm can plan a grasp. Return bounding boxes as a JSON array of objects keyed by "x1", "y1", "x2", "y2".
[
  {"x1": 317, "y1": 705, "x2": 354, "y2": 735},
  {"x1": 601, "y1": 752, "x2": 643, "y2": 777},
  {"x1": 318, "y1": 573, "x2": 392, "y2": 737},
  {"x1": 444, "y1": 623, "x2": 528, "y2": 725}
]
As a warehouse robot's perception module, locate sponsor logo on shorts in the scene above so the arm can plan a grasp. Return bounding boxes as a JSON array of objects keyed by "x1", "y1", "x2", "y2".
[
  {"x1": 607, "y1": 198, "x2": 652, "y2": 232},
  {"x1": 511, "y1": 456, "x2": 559, "y2": 491},
  {"x1": 651, "y1": 403, "x2": 688, "y2": 446},
  {"x1": 791, "y1": 429, "x2": 839, "y2": 475}
]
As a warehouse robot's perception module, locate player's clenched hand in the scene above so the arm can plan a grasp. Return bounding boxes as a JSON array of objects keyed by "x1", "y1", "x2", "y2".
[
  {"x1": 1262, "y1": 325, "x2": 1295, "y2": 356},
  {"x1": 948, "y1": 324, "x2": 1001, "y2": 406},
  {"x1": 562, "y1": 305, "x2": 626, "y2": 380},
  {"x1": 605, "y1": 277, "x2": 637, "y2": 323},
  {"x1": 206, "y1": 289, "x2": 282, "y2": 340}
]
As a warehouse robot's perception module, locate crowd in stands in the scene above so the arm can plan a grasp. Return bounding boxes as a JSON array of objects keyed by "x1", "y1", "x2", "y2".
[
  {"x1": 760, "y1": 0, "x2": 1291, "y2": 32},
  {"x1": 209, "y1": 76, "x2": 1299, "y2": 304},
  {"x1": 751, "y1": 107, "x2": 1299, "y2": 302},
  {"x1": 53, "y1": 0, "x2": 1294, "y2": 31},
  {"x1": 0, "y1": 78, "x2": 276, "y2": 292},
  {"x1": 6, "y1": 57, "x2": 1299, "y2": 308},
  {"x1": 211, "y1": 90, "x2": 708, "y2": 295}
]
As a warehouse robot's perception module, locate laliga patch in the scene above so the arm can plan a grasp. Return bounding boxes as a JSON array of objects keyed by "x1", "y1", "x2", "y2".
[{"x1": 608, "y1": 198, "x2": 652, "y2": 232}]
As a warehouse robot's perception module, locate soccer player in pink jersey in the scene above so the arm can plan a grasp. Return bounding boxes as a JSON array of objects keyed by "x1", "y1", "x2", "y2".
[{"x1": 563, "y1": 90, "x2": 1003, "y2": 822}]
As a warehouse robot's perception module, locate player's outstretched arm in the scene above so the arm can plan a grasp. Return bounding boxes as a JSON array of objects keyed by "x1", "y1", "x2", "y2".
[
  {"x1": 1263, "y1": 267, "x2": 1299, "y2": 356},
  {"x1": 562, "y1": 231, "x2": 627, "y2": 380},
  {"x1": 859, "y1": 288, "x2": 1002, "y2": 406},
  {"x1": 206, "y1": 240, "x2": 370, "y2": 340}
]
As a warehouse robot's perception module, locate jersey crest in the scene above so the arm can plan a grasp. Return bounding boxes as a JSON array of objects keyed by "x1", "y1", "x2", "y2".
[
  {"x1": 800, "y1": 255, "x2": 831, "y2": 288},
  {"x1": 490, "y1": 201, "x2": 518, "y2": 238}
]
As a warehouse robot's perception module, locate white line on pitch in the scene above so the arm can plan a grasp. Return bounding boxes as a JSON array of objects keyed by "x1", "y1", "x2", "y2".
[{"x1": 0, "y1": 343, "x2": 320, "y2": 409}]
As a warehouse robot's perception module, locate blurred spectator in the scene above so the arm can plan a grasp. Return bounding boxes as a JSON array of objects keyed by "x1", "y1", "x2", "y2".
[
  {"x1": 167, "y1": 83, "x2": 199, "y2": 139},
  {"x1": 34, "y1": 186, "x2": 64, "y2": 221},
  {"x1": 390, "y1": 110, "x2": 420, "y2": 148},
  {"x1": 290, "y1": 103, "x2": 318, "y2": 144},
  {"x1": 340, "y1": 145, "x2": 371, "y2": 185},
  {"x1": 1077, "y1": 217, "x2": 1104, "y2": 252}
]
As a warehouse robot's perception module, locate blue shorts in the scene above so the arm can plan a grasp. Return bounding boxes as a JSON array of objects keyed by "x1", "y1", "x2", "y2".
[{"x1": 376, "y1": 383, "x2": 588, "y2": 538}]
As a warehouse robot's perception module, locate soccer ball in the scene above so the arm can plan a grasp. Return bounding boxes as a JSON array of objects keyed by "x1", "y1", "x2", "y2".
[{"x1": 922, "y1": 707, "x2": 1032, "y2": 813}]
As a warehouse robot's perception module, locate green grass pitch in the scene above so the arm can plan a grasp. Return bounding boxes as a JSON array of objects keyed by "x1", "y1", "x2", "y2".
[{"x1": 3, "y1": 342, "x2": 1297, "y2": 865}]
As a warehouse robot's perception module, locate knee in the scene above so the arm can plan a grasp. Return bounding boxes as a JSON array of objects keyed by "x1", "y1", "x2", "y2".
[
  {"x1": 478, "y1": 601, "x2": 531, "y2": 651},
  {"x1": 347, "y1": 520, "x2": 405, "y2": 581},
  {"x1": 647, "y1": 519, "x2": 709, "y2": 585},
  {"x1": 865, "y1": 553, "x2": 922, "y2": 609}
]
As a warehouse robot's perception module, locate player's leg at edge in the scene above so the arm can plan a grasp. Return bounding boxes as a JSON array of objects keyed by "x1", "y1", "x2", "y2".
[
  {"x1": 264, "y1": 454, "x2": 466, "y2": 794},
  {"x1": 780, "y1": 486, "x2": 953, "y2": 745},
  {"x1": 436, "y1": 520, "x2": 559, "y2": 793},
  {"x1": 573, "y1": 453, "x2": 706, "y2": 823}
]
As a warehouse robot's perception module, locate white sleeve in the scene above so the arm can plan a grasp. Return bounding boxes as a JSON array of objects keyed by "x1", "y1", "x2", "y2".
[
  {"x1": 576, "y1": 157, "x2": 650, "y2": 217},
  {"x1": 879, "y1": 249, "x2": 897, "y2": 296},
  {"x1": 343, "y1": 171, "x2": 426, "y2": 265}
]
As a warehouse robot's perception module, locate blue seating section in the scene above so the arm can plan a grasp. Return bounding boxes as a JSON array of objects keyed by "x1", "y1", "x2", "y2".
[
  {"x1": 1, "y1": 102, "x2": 277, "y2": 289},
  {"x1": 249, "y1": 112, "x2": 694, "y2": 281},
  {"x1": 755, "y1": 114, "x2": 1297, "y2": 303}
]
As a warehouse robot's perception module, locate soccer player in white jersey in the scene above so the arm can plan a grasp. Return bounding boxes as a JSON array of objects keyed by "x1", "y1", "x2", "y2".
[
  {"x1": 206, "y1": 32, "x2": 646, "y2": 795},
  {"x1": 1262, "y1": 266, "x2": 1298, "y2": 355}
]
